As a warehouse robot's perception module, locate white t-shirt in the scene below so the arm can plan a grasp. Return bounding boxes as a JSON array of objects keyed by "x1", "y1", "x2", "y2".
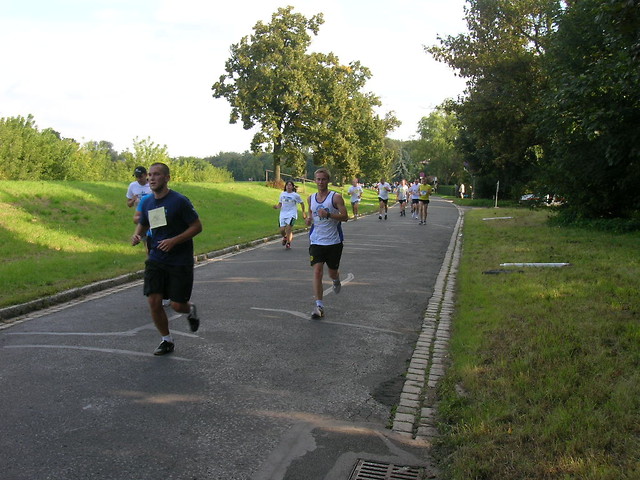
[
  {"x1": 377, "y1": 182, "x2": 391, "y2": 200},
  {"x1": 126, "y1": 181, "x2": 152, "y2": 205},
  {"x1": 410, "y1": 183, "x2": 420, "y2": 199},
  {"x1": 397, "y1": 184, "x2": 408, "y2": 200},
  {"x1": 279, "y1": 191, "x2": 303, "y2": 219},
  {"x1": 347, "y1": 185, "x2": 362, "y2": 203}
]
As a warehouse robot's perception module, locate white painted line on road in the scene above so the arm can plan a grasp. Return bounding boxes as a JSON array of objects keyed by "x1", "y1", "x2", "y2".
[
  {"x1": 250, "y1": 272, "x2": 355, "y2": 318},
  {"x1": 319, "y1": 320, "x2": 407, "y2": 335},
  {"x1": 323, "y1": 272, "x2": 354, "y2": 296},
  {"x1": 7, "y1": 331, "x2": 140, "y2": 337},
  {"x1": 250, "y1": 308, "x2": 407, "y2": 335},
  {"x1": 5, "y1": 313, "x2": 200, "y2": 338},
  {"x1": 3, "y1": 344, "x2": 192, "y2": 361},
  {"x1": 251, "y1": 308, "x2": 310, "y2": 320},
  {"x1": 5, "y1": 329, "x2": 199, "y2": 338},
  {"x1": 346, "y1": 243, "x2": 396, "y2": 248}
]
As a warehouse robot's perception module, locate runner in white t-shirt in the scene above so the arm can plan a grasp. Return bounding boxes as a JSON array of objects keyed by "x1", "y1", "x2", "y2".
[
  {"x1": 273, "y1": 180, "x2": 306, "y2": 249},
  {"x1": 347, "y1": 179, "x2": 363, "y2": 220},
  {"x1": 409, "y1": 180, "x2": 420, "y2": 219},
  {"x1": 126, "y1": 166, "x2": 152, "y2": 208},
  {"x1": 376, "y1": 178, "x2": 392, "y2": 220},
  {"x1": 396, "y1": 179, "x2": 409, "y2": 217}
]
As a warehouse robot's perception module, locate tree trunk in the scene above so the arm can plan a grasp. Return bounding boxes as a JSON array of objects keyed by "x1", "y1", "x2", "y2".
[
  {"x1": 273, "y1": 158, "x2": 281, "y2": 183},
  {"x1": 273, "y1": 138, "x2": 282, "y2": 182}
]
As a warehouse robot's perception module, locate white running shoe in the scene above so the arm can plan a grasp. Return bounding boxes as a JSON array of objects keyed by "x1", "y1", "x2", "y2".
[{"x1": 311, "y1": 305, "x2": 325, "y2": 319}]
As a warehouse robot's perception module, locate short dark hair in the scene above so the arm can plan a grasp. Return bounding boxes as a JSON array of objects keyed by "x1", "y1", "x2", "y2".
[{"x1": 150, "y1": 162, "x2": 170, "y2": 176}]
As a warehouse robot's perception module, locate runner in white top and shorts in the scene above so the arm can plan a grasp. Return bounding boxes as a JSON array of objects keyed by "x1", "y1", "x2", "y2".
[
  {"x1": 306, "y1": 168, "x2": 349, "y2": 319},
  {"x1": 377, "y1": 178, "x2": 392, "y2": 220},
  {"x1": 274, "y1": 180, "x2": 306, "y2": 249},
  {"x1": 347, "y1": 179, "x2": 363, "y2": 220},
  {"x1": 409, "y1": 180, "x2": 420, "y2": 219},
  {"x1": 396, "y1": 179, "x2": 409, "y2": 217}
]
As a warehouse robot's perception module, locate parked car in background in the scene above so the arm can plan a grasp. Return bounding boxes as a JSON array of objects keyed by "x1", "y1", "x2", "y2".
[{"x1": 520, "y1": 193, "x2": 564, "y2": 206}]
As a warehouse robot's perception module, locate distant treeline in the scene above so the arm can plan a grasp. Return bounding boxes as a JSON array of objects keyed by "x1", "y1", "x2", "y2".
[
  {"x1": 0, "y1": 115, "x2": 233, "y2": 183},
  {"x1": 206, "y1": 151, "x2": 322, "y2": 182}
]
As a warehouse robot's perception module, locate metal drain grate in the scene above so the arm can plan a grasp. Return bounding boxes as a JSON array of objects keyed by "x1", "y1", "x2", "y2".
[{"x1": 348, "y1": 459, "x2": 425, "y2": 480}]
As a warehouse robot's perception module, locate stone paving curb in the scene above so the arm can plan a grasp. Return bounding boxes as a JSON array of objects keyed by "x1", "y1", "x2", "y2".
[{"x1": 391, "y1": 205, "x2": 465, "y2": 440}]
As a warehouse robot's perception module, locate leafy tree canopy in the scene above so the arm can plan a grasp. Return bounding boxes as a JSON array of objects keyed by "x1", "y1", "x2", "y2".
[
  {"x1": 538, "y1": 0, "x2": 640, "y2": 217},
  {"x1": 427, "y1": 0, "x2": 562, "y2": 199},
  {"x1": 212, "y1": 6, "x2": 398, "y2": 183}
]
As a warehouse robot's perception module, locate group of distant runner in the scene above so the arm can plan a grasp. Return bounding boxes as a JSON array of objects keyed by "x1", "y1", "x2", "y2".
[{"x1": 346, "y1": 177, "x2": 434, "y2": 225}]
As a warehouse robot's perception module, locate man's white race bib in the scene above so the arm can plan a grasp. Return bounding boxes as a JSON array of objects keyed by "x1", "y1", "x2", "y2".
[{"x1": 148, "y1": 206, "x2": 167, "y2": 229}]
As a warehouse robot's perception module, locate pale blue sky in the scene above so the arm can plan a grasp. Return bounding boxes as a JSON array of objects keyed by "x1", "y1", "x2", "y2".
[{"x1": 0, "y1": 0, "x2": 468, "y2": 157}]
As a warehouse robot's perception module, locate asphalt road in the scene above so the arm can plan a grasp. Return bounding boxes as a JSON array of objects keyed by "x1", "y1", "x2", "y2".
[{"x1": 1, "y1": 196, "x2": 461, "y2": 480}]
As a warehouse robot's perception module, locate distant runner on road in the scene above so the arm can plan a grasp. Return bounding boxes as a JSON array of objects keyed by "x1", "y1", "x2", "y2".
[
  {"x1": 376, "y1": 178, "x2": 392, "y2": 220},
  {"x1": 418, "y1": 177, "x2": 433, "y2": 225},
  {"x1": 347, "y1": 179, "x2": 363, "y2": 220},
  {"x1": 273, "y1": 180, "x2": 306, "y2": 249},
  {"x1": 396, "y1": 179, "x2": 409, "y2": 217}
]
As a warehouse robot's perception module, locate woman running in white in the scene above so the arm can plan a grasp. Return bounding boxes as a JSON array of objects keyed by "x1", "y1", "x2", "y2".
[{"x1": 274, "y1": 180, "x2": 306, "y2": 249}]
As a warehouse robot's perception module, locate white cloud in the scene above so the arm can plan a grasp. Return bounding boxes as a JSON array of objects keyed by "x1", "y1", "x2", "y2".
[{"x1": 0, "y1": 0, "x2": 467, "y2": 157}]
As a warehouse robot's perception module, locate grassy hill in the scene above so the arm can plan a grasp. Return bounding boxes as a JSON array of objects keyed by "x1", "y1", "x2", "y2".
[{"x1": 0, "y1": 180, "x2": 380, "y2": 308}]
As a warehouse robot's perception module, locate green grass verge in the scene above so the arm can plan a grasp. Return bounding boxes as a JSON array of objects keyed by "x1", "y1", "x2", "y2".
[
  {"x1": 0, "y1": 180, "x2": 381, "y2": 307},
  {"x1": 435, "y1": 208, "x2": 640, "y2": 479}
]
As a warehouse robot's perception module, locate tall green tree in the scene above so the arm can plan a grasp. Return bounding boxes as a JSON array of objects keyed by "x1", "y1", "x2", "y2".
[
  {"x1": 355, "y1": 115, "x2": 398, "y2": 182},
  {"x1": 538, "y1": 0, "x2": 640, "y2": 218},
  {"x1": 414, "y1": 105, "x2": 464, "y2": 185},
  {"x1": 427, "y1": 0, "x2": 562, "y2": 198},
  {"x1": 213, "y1": 7, "x2": 398, "y2": 183},
  {"x1": 212, "y1": 7, "x2": 324, "y2": 181},
  {"x1": 390, "y1": 140, "x2": 410, "y2": 181},
  {"x1": 305, "y1": 57, "x2": 371, "y2": 179}
]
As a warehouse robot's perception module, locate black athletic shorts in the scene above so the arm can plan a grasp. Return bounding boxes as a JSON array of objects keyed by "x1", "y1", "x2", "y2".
[
  {"x1": 309, "y1": 243, "x2": 344, "y2": 270},
  {"x1": 143, "y1": 260, "x2": 194, "y2": 303},
  {"x1": 378, "y1": 197, "x2": 388, "y2": 205}
]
